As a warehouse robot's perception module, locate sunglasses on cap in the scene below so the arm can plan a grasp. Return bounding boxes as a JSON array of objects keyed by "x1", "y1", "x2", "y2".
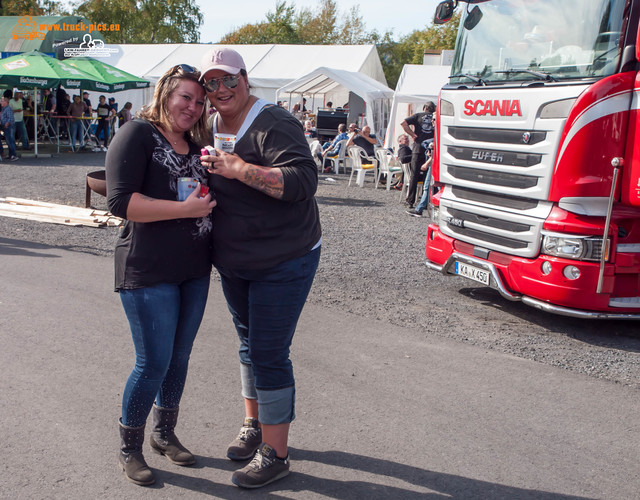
[{"x1": 203, "y1": 75, "x2": 239, "y2": 93}]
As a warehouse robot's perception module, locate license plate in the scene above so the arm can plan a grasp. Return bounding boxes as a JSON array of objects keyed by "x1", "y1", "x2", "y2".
[
  {"x1": 446, "y1": 217, "x2": 465, "y2": 228},
  {"x1": 454, "y1": 262, "x2": 490, "y2": 286}
]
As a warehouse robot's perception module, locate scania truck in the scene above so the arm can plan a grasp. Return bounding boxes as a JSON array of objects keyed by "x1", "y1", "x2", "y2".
[{"x1": 426, "y1": 0, "x2": 640, "y2": 318}]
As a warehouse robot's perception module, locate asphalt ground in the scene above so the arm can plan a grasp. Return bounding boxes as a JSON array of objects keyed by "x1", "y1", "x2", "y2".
[
  {"x1": 2, "y1": 143, "x2": 640, "y2": 499},
  {"x1": 2, "y1": 237, "x2": 640, "y2": 499}
]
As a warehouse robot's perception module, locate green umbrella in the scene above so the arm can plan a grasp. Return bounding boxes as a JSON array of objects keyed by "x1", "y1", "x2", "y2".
[
  {"x1": 64, "y1": 57, "x2": 149, "y2": 93},
  {"x1": 0, "y1": 50, "x2": 97, "y2": 90},
  {"x1": 0, "y1": 50, "x2": 100, "y2": 156}
]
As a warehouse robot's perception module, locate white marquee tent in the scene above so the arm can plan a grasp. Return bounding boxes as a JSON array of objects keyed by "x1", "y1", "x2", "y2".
[
  {"x1": 82, "y1": 44, "x2": 387, "y2": 118},
  {"x1": 276, "y1": 67, "x2": 394, "y2": 140},
  {"x1": 384, "y1": 64, "x2": 452, "y2": 151}
]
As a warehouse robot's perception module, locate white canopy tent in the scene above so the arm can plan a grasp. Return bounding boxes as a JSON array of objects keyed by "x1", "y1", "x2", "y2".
[
  {"x1": 276, "y1": 66, "x2": 394, "y2": 140},
  {"x1": 90, "y1": 44, "x2": 387, "y2": 117},
  {"x1": 384, "y1": 64, "x2": 452, "y2": 151}
]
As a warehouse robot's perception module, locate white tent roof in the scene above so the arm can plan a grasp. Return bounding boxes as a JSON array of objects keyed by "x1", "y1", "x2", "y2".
[
  {"x1": 99, "y1": 43, "x2": 387, "y2": 113},
  {"x1": 276, "y1": 66, "x2": 393, "y2": 139},
  {"x1": 384, "y1": 64, "x2": 452, "y2": 149}
]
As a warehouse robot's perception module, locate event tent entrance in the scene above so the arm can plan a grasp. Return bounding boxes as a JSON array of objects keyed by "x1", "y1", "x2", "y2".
[
  {"x1": 383, "y1": 64, "x2": 451, "y2": 151},
  {"x1": 276, "y1": 67, "x2": 394, "y2": 141}
]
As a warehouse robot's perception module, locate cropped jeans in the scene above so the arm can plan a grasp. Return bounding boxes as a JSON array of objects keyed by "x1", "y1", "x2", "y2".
[
  {"x1": 119, "y1": 275, "x2": 210, "y2": 427},
  {"x1": 217, "y1": 246, "x2": 321, "y2": 425}
]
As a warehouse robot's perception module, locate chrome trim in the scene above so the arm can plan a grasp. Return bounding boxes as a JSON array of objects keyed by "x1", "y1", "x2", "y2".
[
  {"x1": 522, "y1": 296, "x2": 640, "y2": 320},
  {"x1": 426, "y1": 256, "x2": 640, "y2": 320},
  {"x1": 558, "y1": 197, "x2": 609, "y2": 216},
  {"x1": 617, "y1": 244, "x2": 640, "y2": 253},
  {"x1": 426, "y1": 253, "x2": 522, "y2": 301},
  {"x1": 597, "y1": 166, "x2": 619, "y2": 294}
]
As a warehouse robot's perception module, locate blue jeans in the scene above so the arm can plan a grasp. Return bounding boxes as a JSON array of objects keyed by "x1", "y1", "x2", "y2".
[
  {"x1": 218, "y1": 246, "x2": 321, "y2": 425},
  {"x1": 2, "y1": 124, "x2": 16, "y2": 158},
  {"x1": 69, "y1": 120, "x2": 83, "y2": 148},
  {"x1": 415, "y1": 166, "x2": 432, "y2": 214},
  {"x1": 14, "y1": 120, "x2": 29, "y2": 149},
  {"x1": 119, "y1": 275, "x2": 210, "y2": 427}
]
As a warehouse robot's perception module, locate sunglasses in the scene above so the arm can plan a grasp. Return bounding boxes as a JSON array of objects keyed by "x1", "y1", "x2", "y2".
[
  {"x1": 203, "y1": 75, "x2": 240, "y2": 93},
  {"x1": 174, "y1": 64, "x2": 197, "y2": 75}
]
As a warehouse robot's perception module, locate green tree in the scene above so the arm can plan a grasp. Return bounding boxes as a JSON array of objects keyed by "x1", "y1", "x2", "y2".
[
  {"x1": 73, "y1": 0, "x2": 203, "y2": 43},
  {"x1": 1, "y1": 0, "x2": 63, "y2": 15}
]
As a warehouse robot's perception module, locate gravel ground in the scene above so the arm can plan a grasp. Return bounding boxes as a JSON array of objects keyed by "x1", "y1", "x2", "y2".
[{"x1": 2, "y1": 149, "x2": 640, "y2": 389}]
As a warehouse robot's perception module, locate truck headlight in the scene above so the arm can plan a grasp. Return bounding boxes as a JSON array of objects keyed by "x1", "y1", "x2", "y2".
[
  {"x1": 430, "y1": 204, "x2": 440, "y2": 226},
  {"x1": 541, "y1": 233, "x2": 609, "y2": 261}
]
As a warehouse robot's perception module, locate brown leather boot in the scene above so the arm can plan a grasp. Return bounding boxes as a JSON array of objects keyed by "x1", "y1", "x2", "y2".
[
  {"x1": 118, "y1": 419, "x2": 154, "y2": 486},
  {"x1": 149, "y1": 405, "x2": 195, "y2": 466}
]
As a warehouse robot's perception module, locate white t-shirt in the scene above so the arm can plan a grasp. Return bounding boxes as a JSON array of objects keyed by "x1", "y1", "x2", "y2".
[{"x1": 9, "y1": 98, "x2": 23, "y2": 123}]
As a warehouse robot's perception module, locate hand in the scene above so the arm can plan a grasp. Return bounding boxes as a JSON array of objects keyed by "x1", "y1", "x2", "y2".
[
  {"x1": 202, "y1": 149, "x2": 246, "y2": 180},
  {"x1": 182, "y1": 182, "x2": 216, "y2": 218}
]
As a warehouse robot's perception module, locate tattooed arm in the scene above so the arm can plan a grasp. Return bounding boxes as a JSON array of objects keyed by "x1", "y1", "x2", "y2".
[{"x1": 203, "y1": 152, "x2": 285, "y2": 200}]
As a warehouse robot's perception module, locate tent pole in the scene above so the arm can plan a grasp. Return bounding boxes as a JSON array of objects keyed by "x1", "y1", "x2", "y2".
[{"x1": 33, "y1": 87, "x2": 38, "y2": 157}]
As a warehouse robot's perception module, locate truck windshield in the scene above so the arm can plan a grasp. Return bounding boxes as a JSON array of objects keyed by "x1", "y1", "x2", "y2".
[{"x1": 450, "y1": 0, "x2": 626, "y2": 84}]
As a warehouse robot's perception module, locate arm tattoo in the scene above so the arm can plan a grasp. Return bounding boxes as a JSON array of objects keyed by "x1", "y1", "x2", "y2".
[{"x1": 243, "y1": 164, "x2": 284, "y2": 199}]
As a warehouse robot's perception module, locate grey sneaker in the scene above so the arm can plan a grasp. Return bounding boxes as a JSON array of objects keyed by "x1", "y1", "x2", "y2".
[
  {"x1": 405, "y1": 208, "x2": 423, "y2": 217},
  {"x1": 231, "y1": 443, "x2": 290, "y2": 489},
  {"x1": 227, "y1": 417, "x2": 262, "y2": 461}
]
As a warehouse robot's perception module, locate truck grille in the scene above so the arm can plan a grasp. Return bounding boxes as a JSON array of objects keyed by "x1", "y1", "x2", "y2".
[
  {"x1": 448, "y1": 166, "x2": 539, "y2": 189},
  {"x1": 448, "y1": 126, "x2": 546, "y2": 145}
]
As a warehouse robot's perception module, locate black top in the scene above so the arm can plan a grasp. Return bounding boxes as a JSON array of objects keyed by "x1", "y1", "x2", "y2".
[
  {"x1": 397, "y1": 144, "x2": 412, "y2": 164},
  {"x1": 106, "y1": 119, "x2": 212, "y2": 291},
  {"x1": 97, "y1": 103, "x2": 112, "y2": 122},
  {"x1": 352, "y1": 133, "x2": 377, "y2": 157},
  {"x1": 405, "y1": 112, "x2": 434, "y2": 153},
  {"x1": 211, "y1": 104, "x2": 321, "y2": 271}
]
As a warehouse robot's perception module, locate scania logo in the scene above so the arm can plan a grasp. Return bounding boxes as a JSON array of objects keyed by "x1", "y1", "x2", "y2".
[
  {"x1": 522, "y1": 132, "x2": 531, "y2": 144},
  {"x1": 463, "y1": 99, "x2": 522, "y2": 117}
]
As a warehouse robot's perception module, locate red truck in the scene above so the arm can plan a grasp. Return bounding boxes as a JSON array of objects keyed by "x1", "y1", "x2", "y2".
[{"x1": 426, "y1": 0, "x2": 640, "y2": 319}]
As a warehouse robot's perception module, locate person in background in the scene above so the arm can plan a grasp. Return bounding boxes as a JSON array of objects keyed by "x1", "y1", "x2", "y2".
[
  {"x1": 303, "y1": 119, "x2": 317, "y2": 139},
  {"x1": 56, "y1": 91, "x2": 71, "y2": 140},
  {"x1": 325, "y1": 101, "x2": 333, "y2": 110},
  {"x1": 117, "y1": 102, "x2": 133, "y2": 130},
  {"x1": 106, "y1": 63, "x2": 215, "y2": 487},
  {"x1": 108, "y1": 97, "x2": 119, "y2": 113},
  {"x1": 96, "y1": 95, "x2": 114, "y2": 150},
  {"x1": 22, "y1": 93, "x2": 35, "y2": 140},
  {"x1": 10, "y1": 90, "x2": 29, "y2": 150},
  {"x1": 1, "y1": 96, "x2": 18, "y2": 161},
  {"x1": 346, "y1": 124, "x2": 377, "y2": 157},
  {"x1": 81, "y1": 91, "x2": 93, "y2": 138},
  {"x1": 200, "y1": 46, "x2": 321, "y2": 489},
  {"x1": 401, "y1": 101, "x2": 436, "y2": 208},
  {"x1": 406, "y1": 137, "x2": 435, "y2": 217},
  {"x1": 392, "y1": 133, "x2": 413, "y2": 190},
  {"x1": 68, "y1": 94, "x2": 88, "y2": 150},
  {"x1": 320, "y1": 123, "x2": 348, "y2": 173}
]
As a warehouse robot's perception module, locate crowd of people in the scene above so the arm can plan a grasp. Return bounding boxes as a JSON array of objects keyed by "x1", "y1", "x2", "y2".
[{"x1": 0, "y1": 87, "x2": 133, "y2": 160}]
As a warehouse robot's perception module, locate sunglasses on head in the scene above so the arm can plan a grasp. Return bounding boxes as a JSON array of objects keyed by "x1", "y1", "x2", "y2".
[
  {"x1": 203, "y1": 75, "x2": 240, "y2": 93},
  {"x1": 174, "y1": 64, "x2": 197, "y2": 74}
]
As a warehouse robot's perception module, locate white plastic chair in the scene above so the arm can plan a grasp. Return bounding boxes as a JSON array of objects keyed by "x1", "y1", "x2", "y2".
[
  {"x1": 309, "y1": 140, "x2": 322, "y2": 170},
  {"x1": 323, "y1": 139, "x2": 349, "y2": 174},
  {"x1": 375, "y1": 149, "x2": 403, "y2": 191},
  {"x1": 347, "y1": 145, "x2": 377, "y2": 187}
]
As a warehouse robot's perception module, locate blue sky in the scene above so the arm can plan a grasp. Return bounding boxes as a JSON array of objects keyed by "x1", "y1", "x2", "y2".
[{"x1": 197, "y1": 0, "x2": 441, "y2": 44}]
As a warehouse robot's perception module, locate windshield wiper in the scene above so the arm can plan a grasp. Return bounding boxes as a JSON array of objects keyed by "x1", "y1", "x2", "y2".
[
  {"x1": 449, "y1": 73, "x2": 487, "y2": 86},
  {"x1": 495, "y1": 69, "x2": 557, "y2": 82}
]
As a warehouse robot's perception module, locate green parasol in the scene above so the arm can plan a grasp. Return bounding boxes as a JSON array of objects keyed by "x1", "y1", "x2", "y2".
[
  {"x1": 64, "y1": 57, "x2": 149, "y2": 93},
  {"x1": 0, "y1": 50, "x2": 101, "y2": 156}
]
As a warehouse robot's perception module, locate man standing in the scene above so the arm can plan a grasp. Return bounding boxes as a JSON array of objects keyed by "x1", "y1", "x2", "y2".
[
  {"x1": 96, "y1": 95, "x2": 114, "y2": 150},
  {"x1": 401, "y1": 102, "x2": 436, "y2": 208},
  {"x1": 10, "y1": 91, "x2": 29, "y2": 150},
  {"x1": 1, "y1": 96, "x2": 18, "y2": 161}
]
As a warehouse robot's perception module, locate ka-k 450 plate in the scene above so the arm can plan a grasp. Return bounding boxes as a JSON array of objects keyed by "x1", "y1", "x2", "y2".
[{"x1": 454, "y1": 262, "x2": 490, "y2": 286}]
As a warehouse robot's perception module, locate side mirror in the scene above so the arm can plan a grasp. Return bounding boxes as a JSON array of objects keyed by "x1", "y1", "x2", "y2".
[
  {"x1": 463, "y1": 5, "x2": 483, "y2": 30},
  {"x1": 434, "y1": 0, "x2": 456, "y2": 25}
]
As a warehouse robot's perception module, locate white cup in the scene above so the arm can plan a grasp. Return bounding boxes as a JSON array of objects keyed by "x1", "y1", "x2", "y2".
[{"x1": 214, "y1": 133, "x2": 236, "y2": 154}]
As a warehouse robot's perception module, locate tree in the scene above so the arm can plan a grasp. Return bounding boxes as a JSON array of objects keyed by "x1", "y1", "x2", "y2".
[
  {"x1": 1, "y1": 0, "x2": 63, "y2": 15},
  {"x1": 73, "y1": 0, "x2": 203, "y2": 43}
]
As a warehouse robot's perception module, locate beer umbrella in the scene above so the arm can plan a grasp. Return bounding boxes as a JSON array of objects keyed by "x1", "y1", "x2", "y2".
[
  {"x1": 64, "y1": 57, "x2": 150, "y2": 93},
  {"x1": 0, "y1": 50, "x2": 99, "y2": 156}
]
